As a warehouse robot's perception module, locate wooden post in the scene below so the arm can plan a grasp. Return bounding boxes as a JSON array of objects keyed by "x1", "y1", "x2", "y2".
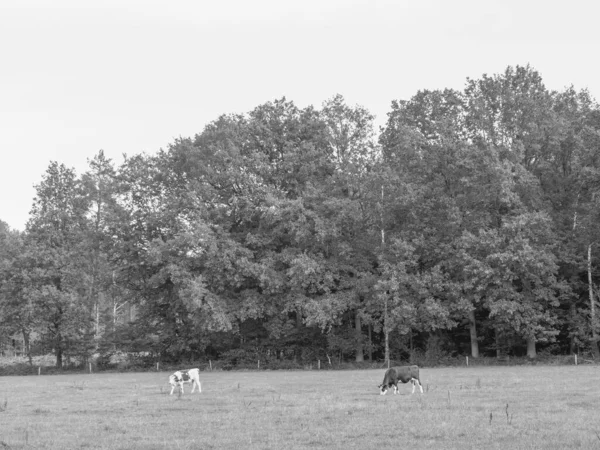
[
  {"x1": 156, "y1": 362, "x2": 159, "y2": 371},
  {"x1": 575, "y1": 354, "x2": 578, "y2": 366},
  {"x1": 466, "y1": 356, "x2": 469, "y2": 366},
  {"x1": 258, "y1": 359, "x2": 260, "y2": 370},
  {"x1": 209, "y1": 360, "x2": 212, "y2": 371},
  {"x1": 89, "y1": 362, "x2": 92, "y2": 374},
  {"x1": 318, "y1": 359, "x2": 321, "y2": 370},
  {"x1": 38, "y1": 366, "x2": 41, "y2": 376}
]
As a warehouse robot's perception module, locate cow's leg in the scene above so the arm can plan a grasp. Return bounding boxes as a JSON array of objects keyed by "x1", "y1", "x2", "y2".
[
  {"x1": 191, "y1": 380, "x2": 201, "y2": 393},
  {"x1": 393, "y1": 383, "x2": 399, "y2": 394},
  {"x1": 411, "y1": 379, "x2": 416, "y2": 394},
  {"x1": 170, "y1": 385, "x2": 175, "y2": 395},
  {"x1": 416, "y1": 379, "x2": 424, "y2": 394}
]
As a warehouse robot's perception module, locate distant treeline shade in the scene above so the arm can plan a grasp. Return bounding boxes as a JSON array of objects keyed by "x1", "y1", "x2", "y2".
[{"x1": 1, "y1": 65, "x2": 600, "y2": 368}]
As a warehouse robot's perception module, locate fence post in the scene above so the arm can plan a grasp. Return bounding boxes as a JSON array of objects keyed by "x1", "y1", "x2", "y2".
[
  {"x1": 466, "y1": 356, "x2": 469, "y2": 366},
  {"x1": 318, "y1": 359, "x2": 320, "y2": 370},
  {"x1": 89, "y1": 362, "x2": 92, "y2": 374},
  {"x1": 38, "y1": 366, "x2": 41, "y2": 376},
  {"x1": 209, "y1": 360, "x2": 212, "y2": 371},
  {"x1": 156, "y1": 362, "x2": 159, "y2": 371},
  {"x1": 575, "y1": 354, "x2": 578, "y2": 366},
  {"x1": 258, "y1": 359, "x2": 260, "y2": 370}
]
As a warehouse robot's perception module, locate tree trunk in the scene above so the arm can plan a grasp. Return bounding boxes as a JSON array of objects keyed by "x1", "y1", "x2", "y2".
[
  {"x1": 22, "y1": 328, "x2": 32, "y2": 366},
  {"x1": 468, "y1": 309, "x2": 479, "y2": 358},
  {"x1": 95, "y1": 300, "x2": 100, "y2": 350},
  {"x1": 354, "y1": 312, "x2": 364, "y2": 362},
  {"x1": 408, "y1": 330, "x2": 414, "y2": 364},
  {"x1": 384, "y1": 296, "x2": 390, "y2": 368},
  {"x1": 569, "y1": 304, "x2": 577, "y2": 355},
  {"x1": 588, "y1": 245, "x2": 600, "y2": 359},
  {"x1": 379, "y1": 185, "x2": 390, "y2": 368},
  {"x1": 526, "y1": 337, "x2": 536, "y2": 358},
  {"x1": 495, "y1": 328, "x2": 501, "y2": 358},
  {"x1": 367, "y1": 323, "x2": 372, "y2": 361},
  {"x1": 56, "y1": 345, "x2": 63, "y2": 369}
]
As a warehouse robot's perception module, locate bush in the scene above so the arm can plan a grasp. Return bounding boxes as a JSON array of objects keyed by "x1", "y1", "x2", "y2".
[
  {"x1": 0, "y1": 363, "x2": 37, "y2": 376},
  {"x1": 265, "y1": 360, "x2": 303, "y2": 370},
  {"x1": 95, "y1": 353, "x2": 116, "y2": 370},
  {"x1": 219, "y1": 349, "x2": 259, "y2": 369}
]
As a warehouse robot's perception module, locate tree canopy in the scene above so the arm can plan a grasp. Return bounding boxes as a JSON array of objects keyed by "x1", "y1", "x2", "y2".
[{"x1": 2, "y1": 65, "x2": 600, "y2": 367}]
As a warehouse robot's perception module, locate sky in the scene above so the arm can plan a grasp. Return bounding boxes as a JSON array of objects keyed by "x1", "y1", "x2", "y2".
[{"x1": 1, "y1": 0, "x2": 599, "y2": 231}]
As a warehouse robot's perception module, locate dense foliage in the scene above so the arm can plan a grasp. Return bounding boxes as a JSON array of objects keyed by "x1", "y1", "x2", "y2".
[{"x1": 2, "y1": 65, "x2": 600, "y2": 367}]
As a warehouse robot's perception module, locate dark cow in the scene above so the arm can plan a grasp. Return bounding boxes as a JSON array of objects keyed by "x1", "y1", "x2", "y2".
[
  {"x1": 378, "y1": 365, "x2": 423, "y2": 395},
  {"x1": 169, "y1": 368, "x2": 201, "y2": 395}
]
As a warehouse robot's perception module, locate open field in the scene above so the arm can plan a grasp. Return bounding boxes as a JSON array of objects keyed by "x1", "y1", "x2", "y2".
[{"x1": 1, "y1": 366, "x2": 600, "y2": 449}]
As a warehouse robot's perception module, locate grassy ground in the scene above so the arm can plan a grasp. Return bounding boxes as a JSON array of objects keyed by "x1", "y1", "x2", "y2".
[{"x1": 1, "y1": 365, "x2": 599, "y2": 449}]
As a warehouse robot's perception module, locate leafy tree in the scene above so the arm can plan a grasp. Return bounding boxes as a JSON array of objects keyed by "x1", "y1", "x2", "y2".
[
  {"x1": 461, "y1": 66, "x2": 567, "y2": 357},
  {"x1": 104, "y1": 150, "x2": 230, "y2": 359},
  {"x1": 543, "y1": 88, "x2": 600, "y2": 358},
  {"x1": 25, "y1": 162, "x2": 94, "y2": 367},
  {"x1": 6, "y1": 67, "x2": 600, "y2": 365},
  {"x1": 0, "y1": 221, "x2": 35, "y2": 363},
  {"x1": 78, "y1": 150, "x2": 123, "y2": 348},
  {"x1": 379, "y1": 89, "x2": 475, "y2": 357}
]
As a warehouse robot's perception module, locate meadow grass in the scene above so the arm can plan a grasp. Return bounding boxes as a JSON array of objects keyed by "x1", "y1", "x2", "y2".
[{"x1": 1, "y1": 365, "x2": 600, "y2": 449}]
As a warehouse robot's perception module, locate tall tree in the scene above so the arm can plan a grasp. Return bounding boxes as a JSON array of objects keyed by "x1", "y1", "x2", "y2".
[
  {"x1": 0, "y1": 222, "x2": 36, "y2": 363},
  {"x1": 462, "y1": 66, "x2": 565, "y2": 358},
  {"x1": 379, "y1": 89, "x2": 474, "y2": 357},
  {"x1": 25, "y1": 162, "x2": 93, "y2": 367},
  {"x1": 546, "y1": 90, "x2": 600, "y2": 358},
  {"x1": 78, "y1": 150, "x2": 122, "y2": 348}
]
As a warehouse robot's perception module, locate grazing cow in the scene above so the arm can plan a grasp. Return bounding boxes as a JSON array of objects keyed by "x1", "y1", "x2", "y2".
[
  {"x1": 169, "y1": 368, "x2": 201, "y2": 395},
  {"x1": 378, "y1": 365, "x2": 423, "y2": 395}
]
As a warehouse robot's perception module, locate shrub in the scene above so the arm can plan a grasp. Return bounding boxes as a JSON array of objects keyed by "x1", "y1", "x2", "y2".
[
  {"x1": 95, "y1": 353, "x2": 116, "y2": 370},
  {"x1": 265, "y1": 360, "x2": 302, "y2": 370},
  {"x1": 219, "y1": 349, "x2": 259, "y2": 368}
]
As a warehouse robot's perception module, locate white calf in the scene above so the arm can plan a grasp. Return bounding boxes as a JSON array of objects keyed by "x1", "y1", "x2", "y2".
[{"x1": 169, "y1": 368, "x2": 201, "y2": 395}]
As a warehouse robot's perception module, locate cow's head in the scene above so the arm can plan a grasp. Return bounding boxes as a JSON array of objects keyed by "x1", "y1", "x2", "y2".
[
  {"x1": 169, "y1": 372, "x2": 183, "y2": 385},
  {"x1": 378, "y1": 384, "x2": 388, "y2": 395}
]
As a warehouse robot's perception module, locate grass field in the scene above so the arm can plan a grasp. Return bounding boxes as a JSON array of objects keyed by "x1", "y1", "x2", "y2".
[{"x1": 1, "y1": 365, "x2": 600, "y2": 449}]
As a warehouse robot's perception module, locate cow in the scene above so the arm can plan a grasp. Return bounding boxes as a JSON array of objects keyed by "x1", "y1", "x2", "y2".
[
  {"x1": 169, "y1": 368, "x2": 201, "y2": 395},
  {"x1": 378, "y1": 365, "x2": 423, "y2": 395}
]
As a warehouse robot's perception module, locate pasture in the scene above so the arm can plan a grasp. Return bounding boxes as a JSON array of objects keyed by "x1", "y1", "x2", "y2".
[{"x1": 1, "y1": 365, "x2": 599, "y2": 449}]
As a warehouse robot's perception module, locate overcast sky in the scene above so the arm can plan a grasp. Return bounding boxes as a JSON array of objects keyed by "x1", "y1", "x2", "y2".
[{"x1": 1, "y1": 0, "x2": 599, "y2": 231}]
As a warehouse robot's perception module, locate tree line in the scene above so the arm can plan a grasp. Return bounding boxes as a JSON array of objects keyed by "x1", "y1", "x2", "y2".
[{"x1": 1, "y1": 65, "x2": 600, "y2": 368}]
